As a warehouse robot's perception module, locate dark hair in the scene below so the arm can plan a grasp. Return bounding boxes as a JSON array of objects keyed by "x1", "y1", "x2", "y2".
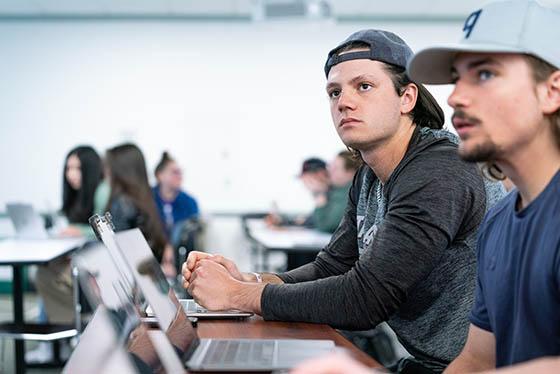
[
  {"x1": 62, "y1": 146, "x2": 103, "y2": 224},
  {"x1": 105, "y1": 143, "x2": 167, "y2": 259},
  {"x1": 334, "y1": 42, "x2": 445, "y2": 130},
  {"x1": 154, "y1": 151, "x2": 174, "y2": 178},
  {"x1": 382, "y1": 63, "x2": 445, "y2": 130},
  {"x1": 333, "y1": 42, "x2": 445, "y2": 160},
  {"x1": 337, "y1": 150, "x2": 362, "y2": 171}
]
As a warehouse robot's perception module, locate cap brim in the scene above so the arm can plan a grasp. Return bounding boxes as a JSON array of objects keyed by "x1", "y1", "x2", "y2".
[{"x1": 407, "y1": 43, "x2": 523, "y2": 84}]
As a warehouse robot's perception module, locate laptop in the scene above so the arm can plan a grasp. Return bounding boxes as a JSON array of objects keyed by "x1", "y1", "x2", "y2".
[
  {"x1": 63, "y1": 305, "x2": 137, "y2": 374},
  {"x1": 89, "y1": 213, "x2": 253, "y2": 320},
  {"x1": 6, "y1": 203, "x2": 49, "y2": 239},
  {"x1": 72, "y1": 242, "x2": 187, "y2": 373},
  {"x1": 113, "y1": 228, "x2": 336, "y2": 372}
]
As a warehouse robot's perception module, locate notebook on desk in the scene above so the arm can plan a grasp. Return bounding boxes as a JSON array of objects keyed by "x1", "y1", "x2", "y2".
[{"x1": 113, "y1": 228, "x2": 336, "y2": 372}]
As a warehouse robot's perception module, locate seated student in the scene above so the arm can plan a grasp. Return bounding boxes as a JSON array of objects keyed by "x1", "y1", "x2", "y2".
[
  {"x1": 409, "y1": 0, "x2": 560, "y2": 372},
  {"x1": 183, "y1": 29, "x2": 505, "y2": 372},
  {"x1": 317, "y1": 150, "x2": 361, "y2": 232},
  {"x1": 105, "y1": 143, "x2": 175, "y2": 278},
  {"x1": 152, "y1": 151, "x2": 199, "y2": 242},
  {"x1": 30, "y1": 145, "x2": 108, "y2": 362},
  {"x1": 269, "y1": 152, "x2": 360, "y2": 234},
  {"x1": 292, "y1": 1, "x2": 560, "y2": 373}
]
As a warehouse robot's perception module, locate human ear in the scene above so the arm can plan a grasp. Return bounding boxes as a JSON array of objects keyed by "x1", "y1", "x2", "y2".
[
  {"x1": 541, "y1": 70, "x2": 560, "y2": 115},
  {"x1": 401, "y1": 83, "x2": 418, "y2": 115}
]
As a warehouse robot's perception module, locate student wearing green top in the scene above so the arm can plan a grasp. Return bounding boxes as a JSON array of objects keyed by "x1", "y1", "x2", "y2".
[
  {"x1": 311, "y1": 150, "x2": 361, "y2": 232},
  {"x1": 268, "y1": 151, "x2": 360, "y2": 234}
]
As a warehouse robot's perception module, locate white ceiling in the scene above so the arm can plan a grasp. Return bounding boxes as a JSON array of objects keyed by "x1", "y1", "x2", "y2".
[{"x1": 0, "y1": 0, "x2": 558, "y2": 20}]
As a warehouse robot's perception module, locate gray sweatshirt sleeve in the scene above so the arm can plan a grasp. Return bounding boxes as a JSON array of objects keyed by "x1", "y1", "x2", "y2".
[
  {"x1": 276, "y1": 170, "x2": 364, "y2": 284},
  {"x1": 261, "y1": 150, "x2": 485, "y2": 330}
]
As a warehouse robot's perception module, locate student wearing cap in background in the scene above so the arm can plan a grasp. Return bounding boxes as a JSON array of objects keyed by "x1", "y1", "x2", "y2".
[
  {"x1": 291, "y1": 1, "x2": 560, "y2": 373},
  {"x1": 268, "y1": 152, "x2": 360, "y2": 234},
  {"x1": 408, "y1": 0, "x2": 560, "y2": 372},
  {"x1": 183, "y1": 29, "x2": 504, "y2": 372}
]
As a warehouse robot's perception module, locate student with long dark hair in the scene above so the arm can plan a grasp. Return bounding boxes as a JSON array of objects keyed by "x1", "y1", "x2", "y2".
[
  {"x1": 59, "y1": 145, "x2": 108, "y2": 236},
  {"x1": 30, "y1": 145, "x2": 108, "y2": 363},
  {"x1": 105, "y1": 143, "x2": 174, "y2": 275}
]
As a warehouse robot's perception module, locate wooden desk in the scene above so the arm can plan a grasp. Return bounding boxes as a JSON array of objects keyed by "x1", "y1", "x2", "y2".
[
  {"x1": 196, "y1": 316, "x2": 381, "y2": 369},
  {"x1": 0, "y1": 238, "x2": 86, "y2": 374}
]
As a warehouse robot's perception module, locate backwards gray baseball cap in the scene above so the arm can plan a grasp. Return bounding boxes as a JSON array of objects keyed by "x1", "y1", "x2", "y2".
[
  {"x1": 408, "y1": 0, "x2": 560, "y2": 84},
  {"x1": 324, "y1": 29, "x2": 413, "y2": 78}
]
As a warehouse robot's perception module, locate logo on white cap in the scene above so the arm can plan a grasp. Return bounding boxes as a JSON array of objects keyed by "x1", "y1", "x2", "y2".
[{"x1": 463, "y1": 9, "x2": 482, "y2": 39}]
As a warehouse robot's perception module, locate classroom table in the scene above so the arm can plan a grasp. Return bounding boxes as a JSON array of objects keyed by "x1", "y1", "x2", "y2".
[
  {"x1": 0, "y1": 238, "x2": 86, "y2": 374},
  {"x1": 196, "y1": 316, "x2": 381, "y2": 369},
  {"x1": 243, "y1": 218, "x2": 332, "y2": 271}
]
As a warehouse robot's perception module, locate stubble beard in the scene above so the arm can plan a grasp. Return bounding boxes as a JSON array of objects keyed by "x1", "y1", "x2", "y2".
[{"x1": 458, "y1": 137, "x2": 501, "y2": 163}]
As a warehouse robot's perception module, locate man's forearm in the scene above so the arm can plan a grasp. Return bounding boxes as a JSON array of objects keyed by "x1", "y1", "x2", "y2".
[{"x1": 230, "y1": 282, "x2": 267, "y2": 314}]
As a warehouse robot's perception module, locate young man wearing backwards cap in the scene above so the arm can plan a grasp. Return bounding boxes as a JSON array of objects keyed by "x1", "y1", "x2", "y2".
[
  {"x1": 182, "y1": 30, "x2": 504, "y2": 372},
  {"x1": 292, "y1": 1, "x2": 560, "y2": 373}
]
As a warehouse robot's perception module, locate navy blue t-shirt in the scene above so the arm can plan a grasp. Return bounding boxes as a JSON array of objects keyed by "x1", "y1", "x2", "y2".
[{"x1": 470, "y1": 170, "x2": 560, "y2": 367}]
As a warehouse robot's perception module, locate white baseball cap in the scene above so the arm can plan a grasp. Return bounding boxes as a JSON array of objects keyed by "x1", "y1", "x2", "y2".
[{"x1": 407, "y1": 0, "x2": 560, "y2": 84}]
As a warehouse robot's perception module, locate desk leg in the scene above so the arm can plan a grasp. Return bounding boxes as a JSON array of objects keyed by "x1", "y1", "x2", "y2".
[{"x1": 13, "y1": 265, "x2": 25, "y2": 374}]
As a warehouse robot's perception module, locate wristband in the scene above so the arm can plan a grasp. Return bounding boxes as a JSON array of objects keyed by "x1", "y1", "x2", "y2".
[{"x1": 251, "y1": 272, "x2": 263, "y2": 283}]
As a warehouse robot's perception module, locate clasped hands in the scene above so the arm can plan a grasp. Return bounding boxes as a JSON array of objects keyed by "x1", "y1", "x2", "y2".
[{"x1": 181, "y1": 251, "x2": 262, "y2": 313}]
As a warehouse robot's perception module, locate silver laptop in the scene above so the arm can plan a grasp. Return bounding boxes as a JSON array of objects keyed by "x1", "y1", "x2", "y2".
[
  {"x1": 113, "y1": 228, "x2": 336, "y2": 372},
  {"x1": 89, "y1": 213, "x2": 253, "y2": 320},
  {"x1": 6, "y1": 203, "x2": 49, "y2": 239},
  {"x1": 72, "y1": 243, "x2": 186, "y2": 373},
  {"x1": 63, "y1": 305, "x2": 137, "y2": 374}
]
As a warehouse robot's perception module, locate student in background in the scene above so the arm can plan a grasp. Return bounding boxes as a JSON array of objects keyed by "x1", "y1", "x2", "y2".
[
  {"x1": 314, "y1": 150, "x2": 361, "y2": 232},
  {"x1": 30, "y1": 145, "x2": 108, "y2": 363},
  {"x1": 58, "y1": 145, "x2": 107, "y2": 237},
  {"x1": 268, "y1": 152, "x2": 360, "y2": 234},
  {"x1": 105, "y1": 143, "x2": 175, "y2": 277},
  {"x1": 152, "y1": 151, "x2": 199, "y2": 242}
]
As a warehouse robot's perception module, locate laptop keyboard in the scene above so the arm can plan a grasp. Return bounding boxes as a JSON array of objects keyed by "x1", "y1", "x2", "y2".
[{"x1": 202, "y1": 340, "x2": 275, "y2": 366}]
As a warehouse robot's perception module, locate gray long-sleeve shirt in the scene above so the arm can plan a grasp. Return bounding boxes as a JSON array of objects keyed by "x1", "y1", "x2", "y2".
[{"x1": 261, "y1": 127, "x2": 506, "y2": 372}]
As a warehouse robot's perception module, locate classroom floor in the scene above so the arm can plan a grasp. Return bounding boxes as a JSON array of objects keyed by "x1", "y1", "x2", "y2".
[{"x1": 0, "y1": 293, "x2": 61, "y2": 373}]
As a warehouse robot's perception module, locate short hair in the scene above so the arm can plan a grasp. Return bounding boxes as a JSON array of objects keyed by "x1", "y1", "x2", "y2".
[
  {"x1": 332, "y1": 42, "x2": 445, "y2": 160},
  {"x1": 334, "y1": 42, "x2": 445, "y2": 130}
]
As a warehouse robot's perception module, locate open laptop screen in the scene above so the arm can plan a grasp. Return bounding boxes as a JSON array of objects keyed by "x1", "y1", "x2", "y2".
[{"x1": 113, "y1": 228, "x2": 201, "y2": 364}]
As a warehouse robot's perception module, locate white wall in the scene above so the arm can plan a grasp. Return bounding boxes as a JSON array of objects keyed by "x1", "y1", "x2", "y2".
[{"x1": 0, "y1": 19, "x2": 459, "y2": 213}]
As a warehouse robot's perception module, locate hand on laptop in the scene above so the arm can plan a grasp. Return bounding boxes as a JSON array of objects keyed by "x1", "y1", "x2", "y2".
[
  {"x1": 186, "y1": 259, "x2": 243, "y2": 310},
  {"x1": 186, "y1": 259, "x2": 265, "y2": 313}
]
